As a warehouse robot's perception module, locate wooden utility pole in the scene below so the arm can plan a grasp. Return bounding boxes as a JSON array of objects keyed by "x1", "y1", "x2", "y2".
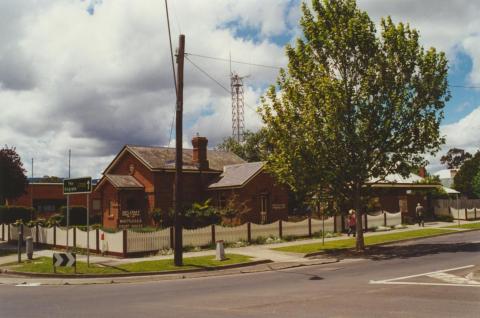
[{"x1": 174, "y1": 34, "x2": 185, "y2": 266}]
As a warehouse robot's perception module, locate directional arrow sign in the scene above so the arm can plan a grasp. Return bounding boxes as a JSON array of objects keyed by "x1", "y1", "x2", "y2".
[
  {"x1": 63, "y1": 177, "x2": 92, "y2": 194},
  {"x1": 53, "y1": 253, "x2": 76, "y2": 267}
]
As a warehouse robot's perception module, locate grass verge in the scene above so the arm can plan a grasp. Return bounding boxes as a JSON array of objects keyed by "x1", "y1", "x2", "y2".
[
  {"x1": 2, "y1": 254, "x2": 252, "y2": 275},
  {"x1": 272, "y1": 228, "x2": 456, "y2": 254},
  {"x1": 444, "y1": 222, "x2": 480, "y2": 230}
]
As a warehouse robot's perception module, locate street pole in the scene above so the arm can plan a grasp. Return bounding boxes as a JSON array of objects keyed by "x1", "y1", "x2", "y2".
[
  {"x1": 87, "y1": 193, "x2": 90, "y2": 267},
  {"x1": 174, "y1": 34, "x2": 185, "y2": 266},
  {"x1": 31, "y1": 158, "x2": 34, "y2": 219},
  {"x1": 66, "y1": 149, "x2": 71, "y2": 251}
]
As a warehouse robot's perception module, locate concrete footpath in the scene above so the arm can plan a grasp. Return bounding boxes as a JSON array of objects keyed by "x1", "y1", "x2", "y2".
[{"x1": 0, "y1": 220, "x2": 478, "y2": 285}]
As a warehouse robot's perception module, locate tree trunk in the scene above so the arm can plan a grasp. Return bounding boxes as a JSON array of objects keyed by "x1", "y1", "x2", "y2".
[{"x1": 354, "y1": 183, "x2": 365, "y2": 251}]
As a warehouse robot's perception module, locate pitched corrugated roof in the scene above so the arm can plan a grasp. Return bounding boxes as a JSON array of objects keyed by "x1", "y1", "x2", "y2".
[
  {"x1": 368, "y1": 173, "x2": 424, "y2": 184},
  {"x1": 126, "y1": 145, "x2": 245, "y2": 171},
  {"x1": 106, "y1": 174, "x2": 144, "y2": 189},
  {"x1": 208, "y1": 162, "x2": 264, "y2": 189}
]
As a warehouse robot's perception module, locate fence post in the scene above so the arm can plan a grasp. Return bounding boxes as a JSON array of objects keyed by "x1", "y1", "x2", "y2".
[
  {"x1": 475, "y1": 208, "x2": 477, "y2": 220},
  {"x1": 96, "y1": 228, "x2": 100, "y2": 253},
  {"x1": 7, "y1": 224, "x2": 10, "y2": 242},
  {"x1": 465, "y1": 209, "x2": 468, "y2": 221},
  {"x1": 247, "y1": 222, "x2": 251, "y2": 243},
  {"x1": 53, "y1": 225, "x2": 56, "y2": 247},
  {"x1": 73, "y1": 227, "x2": 77, "y2": 248},
  {"x1": 308, "y1": 216, "x2": 312, "y2": 237},
  {"x1": 279, "y1": 220, "x2": 283, "y2": 238},
  {"x1": 169, "y1": 227, "x2": 174, "y2": 249},
  {"x1": 1, "y1": 223, "x2": 4, "y2": 241},
  {"x1": 384, "y1": 212, "x2": 387, "y2": 227},
  {"x1": 211, "y1": 224, "x2": 216, "y2": 244},
  {"x1": 364, "y1": 214, "x2": 368, "y2": 232},
  {"x1": 122, "y1": 229, "x2": 127, "y2": 258}
]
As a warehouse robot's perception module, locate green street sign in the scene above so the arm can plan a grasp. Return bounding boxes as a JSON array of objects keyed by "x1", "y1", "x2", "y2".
[{"x1": 63, "y1": 177, "x2": 92, "y2": 194}]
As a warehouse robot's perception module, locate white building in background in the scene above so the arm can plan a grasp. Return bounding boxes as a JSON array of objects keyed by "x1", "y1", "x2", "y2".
[{"x1": 433, "y1": 169, "x2": 459, "y2": 188}]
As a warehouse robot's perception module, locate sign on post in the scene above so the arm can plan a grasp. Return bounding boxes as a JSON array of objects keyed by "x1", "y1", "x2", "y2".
[
  {"x1": 63, "y1": 177, "x2": 92, "y2": 194},
  {"x1": 53, "y1": 252, "x2": 76, "y2": 273}
]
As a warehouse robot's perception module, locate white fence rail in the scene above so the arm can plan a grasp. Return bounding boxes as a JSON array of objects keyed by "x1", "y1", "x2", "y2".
[
  {"x1": 2, "y1": 212, "x2": 408, "y2": 257},
  {"x1": 183, "y1": 226, "x2": 213, "y2": 247},
  {"x1": 282, "y1": 219, "x2": 310, "y2": 237},
  {"x1": 386, "y1": 212, "x2": 402, "y2": 227},
  {"x1": 251, "y1": 221, "x2": 279, "y2": 239},
  {"x1": 311, "y1": 217, "x2": 335, "y2": 234},
  {"x1": 216, "y1": 224, "x2": 248, "y2": 243},
  {"x1": 367, "y1": 213, "x2": 385, "y2": 229},
  {"x1": 127, "y1": 229, "x2": 170, "y2": 253}
]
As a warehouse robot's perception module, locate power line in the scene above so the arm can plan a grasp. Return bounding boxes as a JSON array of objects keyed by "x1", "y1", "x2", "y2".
[
  {"x1": 164, "y1": 0, "x2": 176, "y2": 146},
  {"x1": 184, "y1": 56, "x2": 259, "y2": 115},
  {"x1": 185, "y1": 55, "x2": 231, "y2": 93},
  {"x1": 185, "y1": 52, "x2": 283, "y2": 70},
  {"x1": 451, "y1": 85, "x2": 480, "y2": 89}
]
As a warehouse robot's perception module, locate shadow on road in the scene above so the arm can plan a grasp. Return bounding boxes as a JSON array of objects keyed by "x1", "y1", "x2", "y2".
[{"x1": 320, "y1": 242, "x2": 480, "y2": 261}]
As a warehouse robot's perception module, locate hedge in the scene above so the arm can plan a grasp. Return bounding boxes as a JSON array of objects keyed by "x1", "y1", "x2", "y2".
[
  {"x1": 0, "y1": 206, "x2": 34, "y2": 224},
  {"x1": 60, "y1": 206, "x2": 87, "y2": 226}
]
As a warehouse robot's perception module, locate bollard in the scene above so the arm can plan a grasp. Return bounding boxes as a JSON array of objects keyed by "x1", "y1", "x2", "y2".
[
  {"x1": 25, "y1": 236, "x2": 33, "y2": 260},
  {"x1": 215, "y1": 240, "x2": 225, "y2": 261}
]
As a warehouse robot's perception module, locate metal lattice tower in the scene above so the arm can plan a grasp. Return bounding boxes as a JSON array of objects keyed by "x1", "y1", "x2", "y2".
[{"x1": 231, "y1": 73, "x2": 245, "y2": 143}]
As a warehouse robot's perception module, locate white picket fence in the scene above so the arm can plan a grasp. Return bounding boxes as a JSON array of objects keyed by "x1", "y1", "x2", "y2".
[
  {"x1": 366, "y1": 212, "x2": 402, "y2": 229},
  {"x1": 434, "y1": 199, "x2": 480, "y2": 220},
  {"x1": 1, "y1": 213, "x2": 403, "y2": 257}
]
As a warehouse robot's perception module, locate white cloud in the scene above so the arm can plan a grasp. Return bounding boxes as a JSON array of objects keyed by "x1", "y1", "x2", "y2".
[{"x1": 0, "y1": 0, "x2": 295, "y2": 178}]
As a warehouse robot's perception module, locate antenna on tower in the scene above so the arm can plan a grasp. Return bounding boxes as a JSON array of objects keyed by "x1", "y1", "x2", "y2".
[{"x1": 231, "y1": 72, "x2": 246, "y2": 143}]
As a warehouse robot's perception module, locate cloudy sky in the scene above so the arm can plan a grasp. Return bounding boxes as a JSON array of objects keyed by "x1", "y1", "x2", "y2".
[{"x1": 1, "y1": 0, "x2": 479, "y2": 178}]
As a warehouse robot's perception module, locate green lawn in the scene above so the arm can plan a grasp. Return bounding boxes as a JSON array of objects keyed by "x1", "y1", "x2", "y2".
[
  {"x1": 273, "y1": 228, "x2": 456, "y2": 254},
  {"x1": 2, "y1": 254, "x2": 252, "y2": 275},
  {"x1": 444, "y1": 222, "x2": 480, "y2": 230}
]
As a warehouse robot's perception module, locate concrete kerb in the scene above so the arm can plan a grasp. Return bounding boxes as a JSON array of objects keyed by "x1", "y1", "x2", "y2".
[
  {"x1": 0, "y1": 259, "x2": 273, "y2": 279},
  {"x1": 303, "y1": 227, "x2": 480, "y2": 258},
  {"x1": 0, "y1": 258, "x2": 340, "y2": 286}
]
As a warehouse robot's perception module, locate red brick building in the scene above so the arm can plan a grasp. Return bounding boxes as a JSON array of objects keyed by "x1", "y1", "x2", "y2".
[
  {"x1": 94, "y1": 136, "x2": 289, "y2": 229},
  {"x1": 7, "y1": 182, "x2": 101, "y2": 219}
]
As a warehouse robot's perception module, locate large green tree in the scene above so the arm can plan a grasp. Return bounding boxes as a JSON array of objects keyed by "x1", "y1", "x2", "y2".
[
  {"x1": 0, "y1": 146, "x2": 29, "y2": 205},
  {"x1": 216, "y1": 129, "x2": 270, "y2": 162},
  {"x1": 260, "y1": 0, "x2": 449, "y2": 250},
  {"x1": 453, "y1": 151, "x2": 480, "y2": 198},
  {"x1": 440, "y1": 148, "x2": 472, "y2": 169}
]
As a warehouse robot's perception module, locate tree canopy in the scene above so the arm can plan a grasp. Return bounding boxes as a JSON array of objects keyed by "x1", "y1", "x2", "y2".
[
  {"x1": 216, "y1": 129, "x2": 270, "y2": 162},
  {"x1": 259, "y1": 0, "x2": 449, "y2": 249},
  {"x1": 453, "y1": 151, "x2": 480, "y2": 198},
  {"x1": 0, "y1": 146, "x2": 29, "y2": 205},
  {"x1": 440, "y1": 148, "x2": 472, "y2": 169}
]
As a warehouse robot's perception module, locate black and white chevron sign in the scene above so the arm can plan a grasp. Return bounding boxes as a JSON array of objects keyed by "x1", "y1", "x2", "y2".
[{"x1": 53, "y1": 253, "x2": 76, "y2": 267}]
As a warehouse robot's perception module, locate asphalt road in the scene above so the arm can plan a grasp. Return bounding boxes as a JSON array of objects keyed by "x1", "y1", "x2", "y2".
[{"x1": 1, "y1": 231, "x2": 479, "y2": 318}]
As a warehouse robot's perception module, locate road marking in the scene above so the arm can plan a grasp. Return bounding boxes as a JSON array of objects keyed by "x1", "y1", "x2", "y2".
[
  {"x1": 369, "y1": 265, "x2": 480, "y2": 288},
  {"x1": 15, "y1": 283, "x2": 42, "y2": 287},
  {"x1": 426, "y1": 272, "x2": 480, "y2": 285}
]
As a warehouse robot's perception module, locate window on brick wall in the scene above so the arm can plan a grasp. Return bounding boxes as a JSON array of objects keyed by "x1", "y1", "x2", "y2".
[{"x1": 218, "y1": 194, "x2": 226, "y2": 208}]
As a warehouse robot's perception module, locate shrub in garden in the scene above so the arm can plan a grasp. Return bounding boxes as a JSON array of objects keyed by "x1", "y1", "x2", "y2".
[
  {"x1": 60, "y1": 206, "x2": 87, "y2": 225},
  {"x1": 0, "y1": 206, "x2": 34, "y2": 223}
]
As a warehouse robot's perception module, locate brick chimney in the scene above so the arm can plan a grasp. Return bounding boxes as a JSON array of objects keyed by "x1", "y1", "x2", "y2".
[
  {"x1": 418, "y1": 166, "x2": 426, "y2": 178},
  {"x1": 192, "y1": 134, "x2": 209, "y2": 170}
]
